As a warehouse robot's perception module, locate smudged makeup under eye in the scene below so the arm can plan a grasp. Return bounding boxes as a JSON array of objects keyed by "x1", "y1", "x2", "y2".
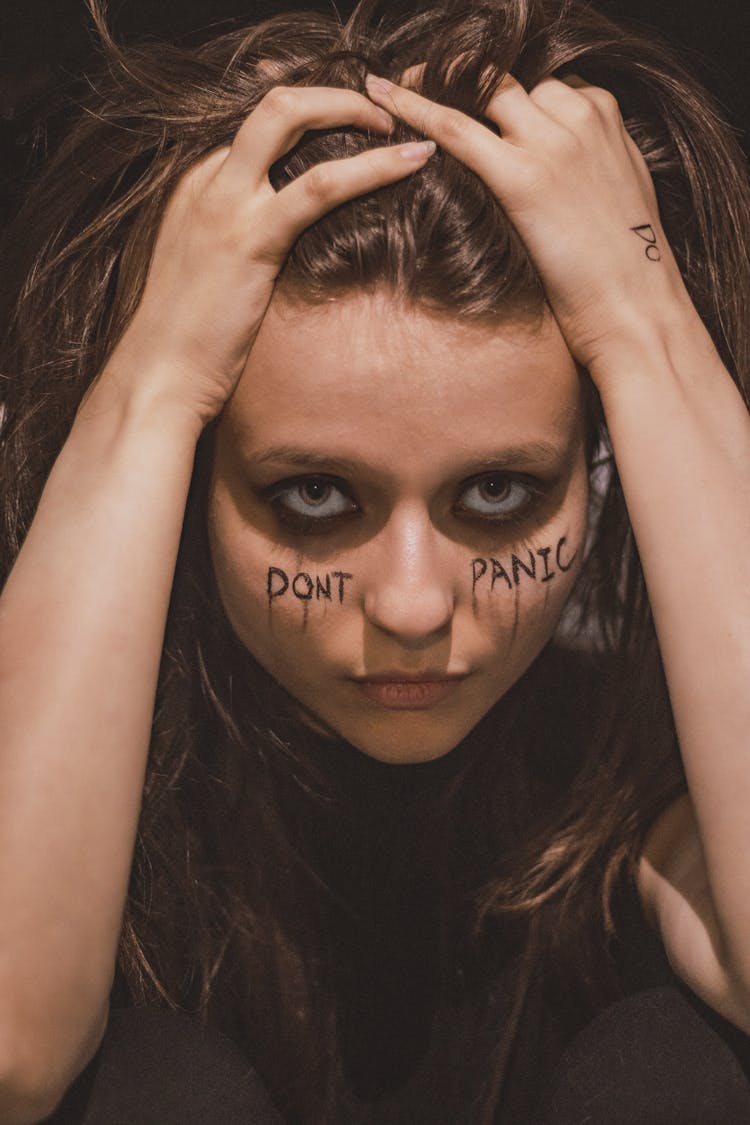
[
  {"x1": 453, "y1": 472, "x2": 547, "y2": 524},
  {"x1": 263, "y1": 470, "x2": 551, "y2": 536},
  {"x1": 264, "y1": 474, "x2": 359, "y2": 534}
]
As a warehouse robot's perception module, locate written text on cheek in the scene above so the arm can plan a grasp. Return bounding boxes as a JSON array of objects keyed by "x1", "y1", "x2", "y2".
[
  {"x1": 267, "y1": 567, "x2": 354, "y2": 604},
  {"x1": 472, "y1": 536, "x2": 577, "y2": 593},
  {"x1": 265, "y1": 536, "x2": 576, "y2": 606}
]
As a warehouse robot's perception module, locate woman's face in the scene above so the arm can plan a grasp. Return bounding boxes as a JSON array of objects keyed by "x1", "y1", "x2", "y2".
[{"x1": 207, "y1": 291, "x2": 589, "y2": 763}]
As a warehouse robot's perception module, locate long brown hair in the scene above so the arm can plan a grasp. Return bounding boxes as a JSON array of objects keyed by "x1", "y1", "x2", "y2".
[{"x1": 2, "y1": 0, "x2": 749, "y2": 1120}]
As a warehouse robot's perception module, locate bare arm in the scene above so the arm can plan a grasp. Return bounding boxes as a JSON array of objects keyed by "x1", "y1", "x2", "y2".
[
  {"x1": 0, "y1": 83, "x2": 432, "y2": 1121},
  {"x1": 365, "y1": 72, "x2": 750, "y2": 1027},
  {"x1": 0, "y1": 376, "x2": 201, "y2": 1122},
  {"x1": 597, "y1": 313, "x2": 750, "y2": 1029}
]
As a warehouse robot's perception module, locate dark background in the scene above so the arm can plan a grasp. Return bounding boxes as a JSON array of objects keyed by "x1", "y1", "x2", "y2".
[{"x1": 1, "y1": 0, "x2": 748, "y2": 230}]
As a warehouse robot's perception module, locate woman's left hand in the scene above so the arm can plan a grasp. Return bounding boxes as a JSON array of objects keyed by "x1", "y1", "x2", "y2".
[
  {"x1": 364, "y1": 71, "x2": 691, "y2": 376},
  {"x1": 368, "y1": 70, "x2": 750, "y2": 1035}
]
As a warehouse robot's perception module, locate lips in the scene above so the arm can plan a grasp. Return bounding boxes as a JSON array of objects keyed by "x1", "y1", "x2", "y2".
[{"x1": 351, "y1": 671, "x2": 468, "y2": 710}]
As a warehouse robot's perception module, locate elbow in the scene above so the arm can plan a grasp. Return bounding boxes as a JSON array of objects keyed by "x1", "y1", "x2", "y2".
[
  {"x1": 0, "y1": 1056, "x2": 68, "y2": 1125},
  {"x1": 0, "y1": 1008, "x2": 107, "y2": 1125},
  {"x1": 683, "y1": 933, "x2": 750, "y2": 1037},
  {"x1": 0, "y1": 1089, "x2": 64, "y2": 1125}
]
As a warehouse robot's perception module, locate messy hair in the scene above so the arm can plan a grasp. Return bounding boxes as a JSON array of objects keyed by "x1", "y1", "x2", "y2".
[{"x1": 1, "y1": 0, "x2": 749, "y2": 1119}]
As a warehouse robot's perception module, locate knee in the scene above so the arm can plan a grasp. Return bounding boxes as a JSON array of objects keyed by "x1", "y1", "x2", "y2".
[
  {"x1": 43, "y1": 1008, "x2": 285, "y2": 1124},
  {"x1": 540, "y1": 986, "x2": 750, "y2": 1125}
]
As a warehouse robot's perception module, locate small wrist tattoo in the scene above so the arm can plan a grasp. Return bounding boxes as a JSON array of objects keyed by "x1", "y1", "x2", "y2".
[{"x1": 630, "y1": 223, "x2": 661, "y2": 261}]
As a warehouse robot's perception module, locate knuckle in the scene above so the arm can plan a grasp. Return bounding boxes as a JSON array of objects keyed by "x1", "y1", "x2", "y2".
[
  {"x1": 542, "y1": 119, "x2": 587, "y2": 161},
  {"x1": 302, "y1": 162, "x2": 333, "y2": 201},
  {"x1": 260, "y1": 84, "x2": 296, "y2": 118},
  {"x1": 357, "y1": 150, "x2": 377, "y2": 176},
  {"x1": 433, "y1": 106, "x2": 465, "y2": 143},
  {"x1": 560, "y1": 128, "x2": 586, "y2": 159},
  {"x1": 593, "y1": 88, "x2": 622, "y2": 119},
  {"x1": 162, "y1": 149, "x2": 235, "y2": 232},
  {"x1": 174, "y1": 154, "x2": 212, "y2": 192},
  {"x1": 182, "y1": 149, "x2": 229, "y2": 195},
  {"x1": 359, "y1": 150, "x2": 382, "y2": 177},
  {"x1": 166, "y1": 165, "x2": 207, "y2": 213},
  {"x1": 570, "y1": 95, "x2": 598, "y2": 126}
]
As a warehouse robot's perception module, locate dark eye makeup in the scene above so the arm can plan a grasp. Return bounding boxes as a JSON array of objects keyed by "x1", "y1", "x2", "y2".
[
  {"x1": 263, "y1": 470, "x2": 551, "y2": 536},
  {"x1": 265, "y1": 475, "x2": 359, "y2": 535}
]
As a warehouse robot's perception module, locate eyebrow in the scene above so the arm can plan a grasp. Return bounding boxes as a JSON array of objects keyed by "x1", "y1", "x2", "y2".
[{"x1": 244, "y1": 440, "x2": 572, "y2": 474}]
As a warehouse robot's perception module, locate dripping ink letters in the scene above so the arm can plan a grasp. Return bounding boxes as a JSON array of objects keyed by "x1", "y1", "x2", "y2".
[
  {"x1": 268, "y1": 567, "x2": 353, "y2": 605},
  {"x1": 267, "y1": 535, "x2": 576, "y2": 607},
  {"x1": 472, "y1": 536, "x2": 577, "y2": 594}
]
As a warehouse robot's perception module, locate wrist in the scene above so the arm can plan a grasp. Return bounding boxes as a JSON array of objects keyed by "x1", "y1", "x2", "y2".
[
  {"x1": 585, "y1": 297, "x2": 721, "y2": 400},
  {"x1": 79, "y1": 352, "x2": 207, "y2": 449},
  {"x1": 586, "y1": 302, "x2": 750, "y2": 481}
]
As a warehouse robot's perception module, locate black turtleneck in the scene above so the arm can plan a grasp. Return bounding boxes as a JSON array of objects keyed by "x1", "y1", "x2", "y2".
[{"x1": 297, "y1": 689, "x2": 528, "y2": 1101}]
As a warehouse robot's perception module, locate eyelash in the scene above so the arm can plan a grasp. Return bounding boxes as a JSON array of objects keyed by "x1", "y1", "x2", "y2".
[
  {"x1": 265, "y1": 476, "x2": 359, "y2": 535},
  {"x1": 264, "y1": 472, "x2": 549, "y2": 536}
]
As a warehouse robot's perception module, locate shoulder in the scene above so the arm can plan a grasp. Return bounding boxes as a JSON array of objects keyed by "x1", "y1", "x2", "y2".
[{"x1": 637, "y1": 794, "x2": 750, "y2": 1035}]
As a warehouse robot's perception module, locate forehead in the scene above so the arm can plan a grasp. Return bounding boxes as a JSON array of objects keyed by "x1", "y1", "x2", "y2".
[{"x1": 223, "y1": 292, "x2": 582, "y2": 469}]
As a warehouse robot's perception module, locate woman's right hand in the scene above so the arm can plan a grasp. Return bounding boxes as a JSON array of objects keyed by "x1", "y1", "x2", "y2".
[
  {"x1": 110, "y1": 86, "x2": 435, "y2": 429},
  {"x1": 0, "y1": 90, "x2": 439, "y2": 1114}
]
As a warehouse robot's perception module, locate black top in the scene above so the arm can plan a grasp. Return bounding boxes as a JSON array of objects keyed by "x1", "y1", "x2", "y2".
[
  {"x1": 110, "y1": 643, "x2": 680, "y2": 1122},
  {"x1": 295, "y1": 645, "x2": 678, "y2": 1123}
]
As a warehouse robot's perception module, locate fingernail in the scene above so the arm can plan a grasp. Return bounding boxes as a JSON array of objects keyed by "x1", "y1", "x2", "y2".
[
  {"x1": 366, "y1": 73, "x2": 394, "y2": 96},
  {"x1": 399, "y1": 140, "x2": 437, "y2": 161}
]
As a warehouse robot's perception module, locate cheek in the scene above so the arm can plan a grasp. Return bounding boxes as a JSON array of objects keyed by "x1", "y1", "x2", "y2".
[
  {"x1": 206, "y1": 485, "x2": 353, "y2": 670},
  {"x1": 468, "y1": 476, "x2": 589, "y2": 663},
  {"x1": 470, "y1": 531, "x2": 581, "y2": 605},
  {"x1": 471, "y1": 534, "x2": 581, "y2": 642},
  {"x1": 207, "y1": 465, "x2": 589, "y2": 685}
]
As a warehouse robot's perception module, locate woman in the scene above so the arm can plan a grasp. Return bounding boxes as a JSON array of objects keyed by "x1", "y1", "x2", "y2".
[{"x1": 1, "y1": 0, "x2": 750, "y2": 1121}]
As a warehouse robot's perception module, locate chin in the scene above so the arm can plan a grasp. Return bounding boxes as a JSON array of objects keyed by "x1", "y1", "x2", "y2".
[
  {"x1": 355, "y1": 740, "x2": 458, "y2": 765},
  {"x1": 331, "y1": 712, "x2": 481, "y2": 764},
  {"x1": 299, "y1": 702, "x2": 474, "y2": 765},
  {"x1": 292, "y1": 677, "x2": 508, "y2": 763}
]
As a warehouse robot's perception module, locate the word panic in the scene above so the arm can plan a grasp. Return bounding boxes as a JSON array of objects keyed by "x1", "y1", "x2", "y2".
[{"x1": 472, "y1": 536, "x2": 577, "y2": 594}]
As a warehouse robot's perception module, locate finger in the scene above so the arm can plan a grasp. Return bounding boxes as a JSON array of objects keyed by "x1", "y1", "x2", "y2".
[
  {"x1": 399, "y1": 63, "x2": 426, "y2": 89},
  {"x1": 399, "y1": 55, "x2": 474, "y2": 90},
  {"x1": 529, "y1": 75, "x2": 624, "y2": 132},
  {"x1": 224, "y1": 86, "x2": 395, "y2": 188},
  {"x1": 482, "y1": 72, "x2": 558, "y2": 143},
  {"x1": 561, "y1": 72, "x2": 621, "y2": 111},
  {"x1": 364, "y1": 74, "x2": 529, "y2": 191},
  {"x1": 556, "y1": 76, "x2": 655, "y2": 196},
  {"x1": 367, "y1": 71, "x2": 549, "y2": 143},
  {"x1": 267, "y1": 140, "x2": 437, "y2": 251}
]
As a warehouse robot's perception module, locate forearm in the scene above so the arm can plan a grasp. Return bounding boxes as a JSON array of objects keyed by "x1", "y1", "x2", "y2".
[
  {"x1": 593, "y1": 307, "x2": 750, "y2": 985},
  {"x1": 0, "y1": 369, "x2": 201, "y2": 1109}
]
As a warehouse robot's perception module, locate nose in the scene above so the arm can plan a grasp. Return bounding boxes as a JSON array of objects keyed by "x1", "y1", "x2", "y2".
[{"x1": 362, "y1": 507, "x2": 456, "y2": 643}]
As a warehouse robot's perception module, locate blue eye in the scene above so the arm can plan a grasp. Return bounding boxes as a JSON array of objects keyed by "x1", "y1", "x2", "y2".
[
  {"x1": 268, "y1": 475, "x2": 358, "y2": 529},
  {"x1": 456, "y1": 473, "x2": 538, "y2": 521}
]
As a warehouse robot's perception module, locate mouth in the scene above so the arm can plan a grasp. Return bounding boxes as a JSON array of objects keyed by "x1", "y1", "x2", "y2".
[{"x1": 350, "y1": 672, "x2": 469, "y2": 710}]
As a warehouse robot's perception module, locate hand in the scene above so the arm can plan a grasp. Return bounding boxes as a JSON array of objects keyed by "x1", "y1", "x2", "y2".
[
  {"x1": 365, "y1": 71, "x2": 693, "y2": 376},
  {"x1": 109, "y1": 86, "x2": 435, "y2": 428}
]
